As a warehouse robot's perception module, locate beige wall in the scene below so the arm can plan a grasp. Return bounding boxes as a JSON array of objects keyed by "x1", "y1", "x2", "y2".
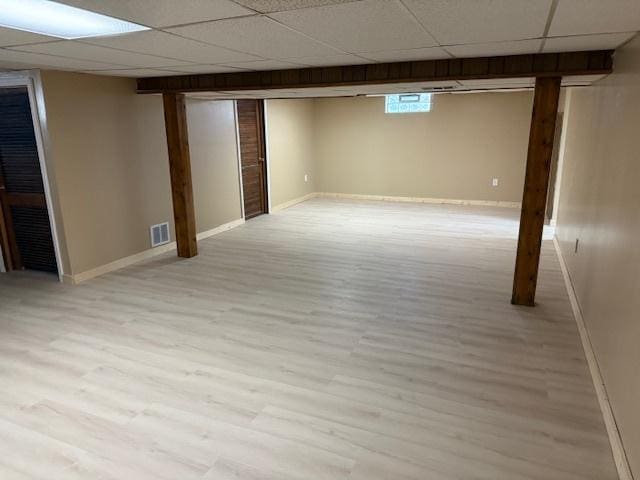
[
  {"x1": 40, "y1": 71, "x2": 241, "y2": 276},
  {"x1": 313, "y1": 92, "x2": 533, "y2": 202},
  {"x1": 555, "y1": 36, "x2": 640, "y2": 477},
  {"x1": 187, "y1": 99, "x2": 242, "y2": 232},
  {"x1": 266, "y1": 98, "x2": 316, "y2": 208}
]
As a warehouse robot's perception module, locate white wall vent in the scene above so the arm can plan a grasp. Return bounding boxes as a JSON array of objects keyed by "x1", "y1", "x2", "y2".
[{"x1": 150, "y1": 222, "x2": 170, "y2": 248}]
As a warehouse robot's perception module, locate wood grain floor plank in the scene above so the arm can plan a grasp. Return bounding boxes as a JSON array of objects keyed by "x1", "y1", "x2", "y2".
[{"x1": 0, "y1": 199, "x2": 618, "y2": 479}]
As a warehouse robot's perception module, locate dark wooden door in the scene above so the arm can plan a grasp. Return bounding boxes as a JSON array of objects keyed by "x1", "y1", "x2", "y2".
[
  {"x1": 237, "y1": 100, "x2": 268, "y2": 219},
  {"x1": 0, "y1": 87, "x2": 57, "y2": 274}
]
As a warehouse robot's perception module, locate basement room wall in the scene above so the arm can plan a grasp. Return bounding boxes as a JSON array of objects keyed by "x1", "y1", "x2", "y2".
[
  {"x1": 265, "y1": 98, "x2": 316, "y2": 209},
  {"x1": 554, "y1": 35, "x2": 640, "y2": 477},
  {"x1": 313, "y1": 92, "x2": 533, "y2": 203},
  {"x1": 40, "y1": 71, "x2": 241, "y2": 278},
  {"x1": 187, "y1": 98, "x2": 242, "y2": 232}
]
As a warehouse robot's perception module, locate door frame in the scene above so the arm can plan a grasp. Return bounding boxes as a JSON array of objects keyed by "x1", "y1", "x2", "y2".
[
  {"x1": 233, "y1": 100, "x2": 245, "y2": 219},
  {"x1": 234, "y1": 99, "x2": 271, "y2": 217},
  {"x1": 0, "y1": 226, "x2": 4, "y2": 273},
  {"x1": 263, "y1": 99, "x2": 273, "y2": 213},
  {"x1": 0, "y1": 70, "x2": 64, "y2": 280}
]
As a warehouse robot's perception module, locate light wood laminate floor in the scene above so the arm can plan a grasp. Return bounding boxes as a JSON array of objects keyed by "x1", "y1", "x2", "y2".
[{"x1": 0, "y1": 199, "x2": 617, "y2": 480}]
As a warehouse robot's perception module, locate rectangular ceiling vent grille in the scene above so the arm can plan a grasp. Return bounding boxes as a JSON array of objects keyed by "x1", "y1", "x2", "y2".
[{"x1": 150, "y1": 222, "x2": 170, "y2": 248}]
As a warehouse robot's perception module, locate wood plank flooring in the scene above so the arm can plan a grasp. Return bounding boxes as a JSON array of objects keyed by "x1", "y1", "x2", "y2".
[{"x1": 0, "y1": 198, "x2": 618, "y2": 479}]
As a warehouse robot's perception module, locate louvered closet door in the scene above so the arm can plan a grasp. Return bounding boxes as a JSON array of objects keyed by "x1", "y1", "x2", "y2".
[
  {"x1": 237, "y1": 100, "x2": 268, "y2": 219},
  {"x1": 0, "y1": 87, "x2": 57, "y2": 274}
]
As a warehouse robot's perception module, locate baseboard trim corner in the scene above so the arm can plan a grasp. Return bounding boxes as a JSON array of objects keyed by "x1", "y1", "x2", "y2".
[
  {"x1": 68, "y1": 218, "x2": 244, "y2": 285},
  {"x1": 316, "y1": 192, "x2": 520, "y2": 208},
  {"x1": 553, "y1": 236, "x2": 634, "y2": 480},
  {"x1": 271, "y1": 192, "x2": 318, "y2": 212}
]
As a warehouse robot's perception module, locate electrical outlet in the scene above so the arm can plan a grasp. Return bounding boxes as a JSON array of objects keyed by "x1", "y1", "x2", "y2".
[
  {"x1": 492, "y1": 178, "x2": 499, "y2": 187},
  {"x1": 304, "y1": 174, "x2": 309, "y2": 183}
]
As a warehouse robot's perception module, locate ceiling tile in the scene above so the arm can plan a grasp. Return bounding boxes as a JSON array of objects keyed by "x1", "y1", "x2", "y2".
[
  {"x1": 8, "y1": 41, "x2": 190, "y2": 68},
  {"x1": 167, "y1": 16, "x2": 341, "y2": 59},
  {"x1": 549, "y1": 0, "x2": 640, "y2": 36},
  {"x1": 165, "y1": 64, "x2": 248, "y2": 74},
  {"x1": 85, "y1": 31, "x2": 259, "y2": 64},
  {"x1": 84, "y1": 68, "x2": 186, "y2": 77},
  {"x1": 0, "y1": 27, "x2": 58, "y2": 47},
  {"x1": 0, "y1": 48, "x2": 124, "y2": 70},
  {"x1": 270, "y1": 0, "x2": 437, "y2": 53},
  {"x1": 52, "y1": 0, "x2": 253, "y2": 28},
  {"x1": 360, "y1": 47, "x2": 451, "y2": 62},
  {"x1": 234, "y1": 0, "x2": 360, "y2": 13},
  {"x1": 220, "y1": 59, "x2": 307, "y2": 71},
  {"x1": 286, "y1": 54, "x2": 370, "y2": 66},
  {"x1": 543, "y1": 32, "x2": 636, "y2": 52},
  {"x1": 403, "y1": 0, "x2": 552, "y2": 44},
  {"x1": 446, "y1": 39, "x2": 543, "y2": 58}
]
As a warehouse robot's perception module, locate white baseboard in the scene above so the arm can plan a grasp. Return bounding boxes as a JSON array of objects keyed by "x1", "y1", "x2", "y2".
[
  {"x1": 65, "y1": 218, "x2": 244, "y2": 285},
  {"x1": 316, "y1": 192, "x2": 520, "y2": 208},
  {"x1": 271, "y1": 192, "x2": 318, "y2": 212},
  {"x1": 196, "y1": 218, "x2": 244, "y2": 241},
  {"x1": 269, "y1": 192, "x2": 521, "y2": 212},
  {"x1": 553, "y1": 236, "x2": 633, "y2": 480}
]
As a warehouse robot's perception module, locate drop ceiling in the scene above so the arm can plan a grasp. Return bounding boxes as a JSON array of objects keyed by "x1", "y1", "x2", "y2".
[{"x1": 0, "y1": 0, "x2": 638, "y2": 92}]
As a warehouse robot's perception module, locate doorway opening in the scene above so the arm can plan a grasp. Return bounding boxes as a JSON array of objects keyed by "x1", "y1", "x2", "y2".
[
  {"x1": 236, "y1": 99, "x2": 268, "y2": 219},
  {"x1": 0, "y1": 86, "x2": 58, "y2": 276}
]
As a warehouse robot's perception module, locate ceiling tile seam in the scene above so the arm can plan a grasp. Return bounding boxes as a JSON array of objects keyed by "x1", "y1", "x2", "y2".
[
  {"x1": 545, "y1": 31, "x2": 640, "y2": 40},
  {"x1": 79, "y1": 30, "x2": 265, "y2": 64},
  {"x1": 168, "y1": 64, "x2": 251, "y2": 71},
  {"x1": 349, "y1": 53, "x2": 382, "y2": 63},
  {"x1": 397, "y1": 0, "x2": 444, "y2": 51},
  {"x1": 540, "y1": 0, "x2": 561, "y2": 53},
  {"x1": 3, "y1": 40, "x2": 188, "y2": 68},
  {"x1": 263, "y1": 15, "x2": 352, "y2": 56},
  {"x1": 351, "y1": 47, "x2": 449, "y2": 59},
  {"x1": 228, "y1": 0, "x2": 363, "y2": 14},
  {"x1": 156, "y1": 25, "x2": 277, "y2": 62},
  {"x1": 5, "y1": 41, "x2": 194, "y2": 67},
  {"x1": 154, "y1": 13, "x2": 261, "y2": 31},
  {"x1": 0, "y1": 46, "x2": 130, "y2": 69},
  {"x1": 82, "y1": 65, "x2": 245, "y2": 73},
  {"x1": 439, "y1": 37, "x2": 545, "y2": 48},
  {"x1": 216, "y1": 59, "x2": 312, "y2": 69},
  {"x1": 227, "y1": 1, "x2": 262, "y2": 15},
  {"x1": 0, "y1": 40, "x2": 61, "y2": 49},
  {"x1": 274, "y1": 53, "x2": 375, "y2": 64},
  {"x1": 84, "y1": 67, "x2": 191, "y2": 74},
  {"x1": 155, "y1": 29, "x2": 262, "y2": 61}
]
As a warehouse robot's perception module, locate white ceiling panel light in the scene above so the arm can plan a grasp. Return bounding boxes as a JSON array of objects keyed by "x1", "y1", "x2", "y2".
[{"x1": 0, "y1": 0, "x2": 149, "y2": 40}]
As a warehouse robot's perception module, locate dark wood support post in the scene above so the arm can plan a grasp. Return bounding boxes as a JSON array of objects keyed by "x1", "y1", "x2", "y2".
[
  {"x1": 162, "y1": 92, "x2": 197, "y2": 258},
  {"x1": 512, "y1": 76, "x2": 561, "y2": 306}
]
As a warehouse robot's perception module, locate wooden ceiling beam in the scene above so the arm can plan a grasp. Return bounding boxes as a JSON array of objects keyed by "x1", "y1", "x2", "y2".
[{"x1": 137, "y1": 50, "x2": 613, "y2": 94}]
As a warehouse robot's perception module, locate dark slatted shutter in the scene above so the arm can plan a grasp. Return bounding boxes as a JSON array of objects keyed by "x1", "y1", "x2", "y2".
[{"x1": 0, "y1": 87, "x2": 57, "y2": 274}]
